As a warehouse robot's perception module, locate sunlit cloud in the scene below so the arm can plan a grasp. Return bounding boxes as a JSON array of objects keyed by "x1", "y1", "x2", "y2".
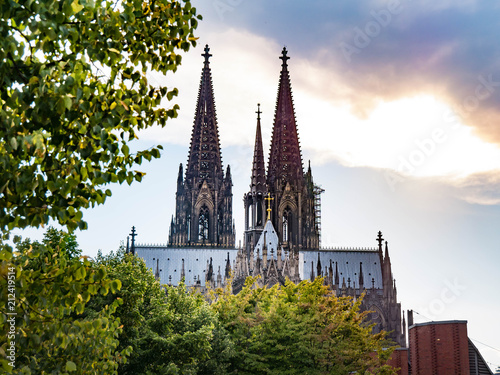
[{"x1": 137, "y1": 25, "x2": 500, "y2": 206}]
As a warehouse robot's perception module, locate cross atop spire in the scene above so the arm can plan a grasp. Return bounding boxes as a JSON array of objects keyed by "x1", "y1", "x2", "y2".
[
  {"x1": 202, "y1": 44, "x2": 212, "y2": 64},
  {"x1": 280, "y1": 46, "x2": 289, "y2": 67},
  {"x1": 265, "y1": 192, "x2": 274, "y2": 220},
  {"x1": 256, "y1": 103, "x2": 261, "y2": 121}
]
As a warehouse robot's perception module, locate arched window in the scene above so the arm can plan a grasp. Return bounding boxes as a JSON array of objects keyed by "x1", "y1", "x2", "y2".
[
  {"x1": 256, "y1": 200, "x2": 263, "y2": 226},
  {"x1": 198, "y1": 206, "x2": 209, "y2": 242},
  {"x1": 218, "y1": 208, "x2": 224, "y2": 243},
  {"x1": 251, "y1": 203, "x2": 255, "y2": 229},
  {"x1": 368, "y1": 308, "x2": 383, "y2": 334},
  {"x1": 282, "y1": 207, "x2": 291, "y2": 242}
]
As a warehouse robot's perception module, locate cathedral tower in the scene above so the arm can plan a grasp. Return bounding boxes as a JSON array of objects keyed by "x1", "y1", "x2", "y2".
[
  {"x1": 265, "y1": 47, "x2": 319, "y2": 251},
  {"x1": 168, "y1": 45, "x2": 235, "y2": 248},
  {"x1": 243, "y1": 104, "x2": 267, "y2": 256}
]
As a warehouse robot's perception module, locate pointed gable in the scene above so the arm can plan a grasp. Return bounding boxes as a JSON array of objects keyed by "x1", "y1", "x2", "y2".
[{"x1": 254, "y1": 219, "x2": 282, "y2": 260}]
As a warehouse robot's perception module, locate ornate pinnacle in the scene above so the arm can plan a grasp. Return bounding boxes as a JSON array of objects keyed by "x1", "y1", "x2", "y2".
[
  {"x1": 256, "y1": 103, "x2": 261, "y2": 121},
  {"x1": 202, "y1": 44, "x2": 212, "y2": 64},
  {"x1": 280, "y1": 46, "x2": 290, "y2": 67},
  {"x1": 376, "y1": 231, "x2": 384, "y2": 251}
]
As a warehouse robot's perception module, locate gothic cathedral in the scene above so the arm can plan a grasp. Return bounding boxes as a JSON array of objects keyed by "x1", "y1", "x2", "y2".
[{"x1": 133, "y1": 45, "x2": 406, "y2": 347}]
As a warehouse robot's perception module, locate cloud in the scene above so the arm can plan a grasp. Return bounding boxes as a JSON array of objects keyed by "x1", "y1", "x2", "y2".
[
  {"x1": 195, "y1": 0, "x2": 500, "y2": 145},
  {"x1": 451, "y1": 171, "x2": 500, "y2": 205},
  {"x1": 142, "y1": 2, "x2": 500, "y2": 206}
]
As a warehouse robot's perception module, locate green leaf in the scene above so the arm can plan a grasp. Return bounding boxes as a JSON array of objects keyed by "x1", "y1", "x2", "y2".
[
  {"x1": 9, "y1": 137, "x2": 18, "y2": 150},
  {"x1": 64, "y1": 96, "x2": 72, "y2": 110},
  {"x1": 0, "y1": 0, "x2": 200, "y2": 236},
  {"x1": 70, "y1": 0, "x2": 84, "y2": 14},
  {"x1": 66, "y1": 360, "x2": 77, "y2": 372},
  {"x1": 110, "y1": 279, "x2": 122, "y2": 293}
]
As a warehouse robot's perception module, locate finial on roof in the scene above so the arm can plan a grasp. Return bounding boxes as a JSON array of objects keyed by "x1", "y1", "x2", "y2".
[
  {"x1": 129, "y1": 226, "x2": 137, "y2": 255},
  {"x1": 202, "y1": 44, "x2": 212, "y2": 64},
  {"x1": 256, "y1": 103, "x2": 261, "y2": 121},
  {"x1": 280, "y1": 46, "x2": 290, "y2": 67},
  {"x1": 377, "y1": 231, "x2": 383, "y2": 249}
]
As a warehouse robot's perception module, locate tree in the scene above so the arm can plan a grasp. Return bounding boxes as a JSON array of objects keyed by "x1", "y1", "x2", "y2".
[
  {"x1": 0, "y1": 229, "x2": 127, "y2": 374},
  {"x1": 210, "y1": 277, "x2": 397, "y2": 375},
  {"x1": 89, "y1": 248, "x2": 234, "y2": 374},
  {"x1": 0, "y1": 0, "x2": 201, "y2": 231}
]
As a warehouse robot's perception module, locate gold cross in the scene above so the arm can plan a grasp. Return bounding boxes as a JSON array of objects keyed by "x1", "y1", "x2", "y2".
[{"x1": 265, "y1": 192, "x2": 274, "y2": 221}]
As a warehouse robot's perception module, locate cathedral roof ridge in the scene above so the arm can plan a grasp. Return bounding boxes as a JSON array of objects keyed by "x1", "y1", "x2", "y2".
[
  {"x1": 316, "y1": 246, "x2": 378, "y2": 253},
  {"x1": 135, "y1": 243, "x2": 169, "y2": 248}
]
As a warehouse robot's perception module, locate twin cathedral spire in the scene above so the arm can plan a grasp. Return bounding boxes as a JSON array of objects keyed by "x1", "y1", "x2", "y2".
[
  {"x1": 168, "y1": 45, "x2": 234, "y2": 248},
  {"x1": 168, "y1": 45, "x2": 320, "y2": 253},
  {"x1": 244, "y1": 47, "x2": 320, "y2": 255}
]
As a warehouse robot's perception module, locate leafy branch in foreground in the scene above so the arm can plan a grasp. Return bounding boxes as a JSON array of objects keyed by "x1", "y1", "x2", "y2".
[
  {"x1": 0, "y1": 0, "x2": 201, "y2": 231},
  {"x1": 0, "y1": 229, "x2": 127, "y2": 374}
]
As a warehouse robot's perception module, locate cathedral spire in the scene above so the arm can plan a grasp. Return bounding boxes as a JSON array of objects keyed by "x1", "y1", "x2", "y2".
[
  {"x1": 169, "y1": 45, "x2": 234, "y2": 248},
  {"x1": 385, "y1": 241, "x2": 390, "y2": 263},
  {"x1": 251, "y1": 103, "x2": 266, "y2": 193},
  {"x1": 186, "y1": 44, "x2": 223, "y2": 188},
  {"x1": 267, "y1": 47, "x2": 303, "y2": 189}
]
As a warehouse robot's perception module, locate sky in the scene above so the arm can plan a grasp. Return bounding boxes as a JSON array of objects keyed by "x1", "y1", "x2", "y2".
[{"x1": 16, "y1": 0, "x2": 500, "y2": 369}]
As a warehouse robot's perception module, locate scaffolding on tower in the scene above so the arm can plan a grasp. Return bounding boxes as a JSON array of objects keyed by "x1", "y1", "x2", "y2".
[{"x1": 313, "y1": 184, "x2": 325, "y2": 247}]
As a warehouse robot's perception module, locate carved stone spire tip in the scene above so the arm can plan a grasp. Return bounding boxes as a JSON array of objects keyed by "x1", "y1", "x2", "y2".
[
  {"x1": 279, "y1": 46, "x2": 290, "y2": 67},
  {"x1": 202, "y1": 44, "x2": 212, "y2": 63}
]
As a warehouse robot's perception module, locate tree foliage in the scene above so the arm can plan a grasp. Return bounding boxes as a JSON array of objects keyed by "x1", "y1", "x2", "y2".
[
  {"x1": 89, "y1": 249, "x2": 233, "y2": 375},
  {"x1": 0, "y1": 0, "x2": 201, "y2": 231},
  {"x1": 0, "y1": 229, "x2": 127, "y2": 374},
  {"x1": 210, "y1": 277, "x2": 397, "y2": 375}
]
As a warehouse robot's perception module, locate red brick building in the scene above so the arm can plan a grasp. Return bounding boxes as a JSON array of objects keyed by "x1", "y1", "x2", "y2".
[{"x1": 388, "y1": 318, "x2": 493, "y2": 375}]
